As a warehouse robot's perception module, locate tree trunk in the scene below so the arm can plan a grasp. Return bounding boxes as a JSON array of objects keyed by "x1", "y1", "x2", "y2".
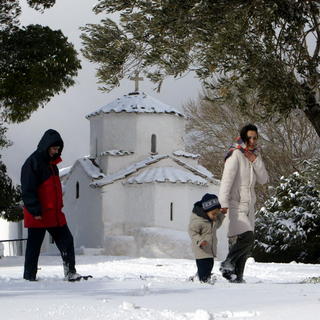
[
  {"x1": 304, "y1": 106, "x2": 320, "y2": 139},
  {"x1": 303, "y1": 87, "x2": 320, "y2": 139}
]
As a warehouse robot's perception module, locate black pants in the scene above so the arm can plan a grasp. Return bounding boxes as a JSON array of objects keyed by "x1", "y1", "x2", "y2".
[
  {"x1": 196, "y1": 257, "x2": 214, "y2": 282},
  {"x1": 221, "y1": 231, "x2": 254, "y2": 280},
  {"x1": 24, "y1": 225, "x2": 76, "y2": 280}
]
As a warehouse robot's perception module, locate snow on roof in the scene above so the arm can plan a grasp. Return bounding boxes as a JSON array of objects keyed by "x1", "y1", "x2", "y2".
[
  {"x1": 172, "y1": 156, "x2": 219, "y2": 185},
  {"x1": 90, "y1": 154, "x2": 168, "y2": 188},
  {"x1": 100, "y1": 150, "x2": 134, "y2": 157},
  {"x1": 78, "y1": 158, "x2": 105, "y2": 179},
  {"x1": 59, "y1": 166, "x2": 72, "y2": 178},
  {"x1": 86, "y1": 92, "x2": 185, "y2": 119},
  {"x1": 173, "y1": 150, "x2": 200, "y2": 159},
  {"x1": 125, "y1": 167, "x2": 208, "y2": 185},
  {"x1": 66, "y1": 153, "x2": 216, "y2": 188},
  {"x1": 61, "y1": 157, "x2": 105, "y2": 186}
]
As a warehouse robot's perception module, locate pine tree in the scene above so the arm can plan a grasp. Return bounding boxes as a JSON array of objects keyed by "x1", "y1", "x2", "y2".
[
  {"x1": 0, "y1": 159, "x2": 22, "y2": 222},
  {"x1": 254, "y1": 171, "x2": 320, "y2": 263},
  {"x1": 0, "y1": 0, "x2": 81, "y2": 122}
]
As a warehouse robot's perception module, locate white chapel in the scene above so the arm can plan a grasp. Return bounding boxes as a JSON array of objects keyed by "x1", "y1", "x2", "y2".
[{"x1": 60, "y1": 87, "x2": 227, "y2": 259}]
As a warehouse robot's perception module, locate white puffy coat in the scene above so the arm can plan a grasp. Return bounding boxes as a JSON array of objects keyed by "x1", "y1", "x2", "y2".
[{"x1": 218, "y1": 149, "x2": 269, "y2": 237}]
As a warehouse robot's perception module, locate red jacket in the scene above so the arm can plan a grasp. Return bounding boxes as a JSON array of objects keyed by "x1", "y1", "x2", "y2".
[{"x1": 21, "y1": 129, "x2": 67, "y2": 228}]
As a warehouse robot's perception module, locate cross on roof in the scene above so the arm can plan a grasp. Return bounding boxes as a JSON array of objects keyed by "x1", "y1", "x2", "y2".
[{"x1": 130, "y1": 71, "x2": 144, "y2": 92}]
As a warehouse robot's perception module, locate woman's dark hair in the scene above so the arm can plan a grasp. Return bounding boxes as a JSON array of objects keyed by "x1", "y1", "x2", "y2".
[{"x1": 240, "y1": 124, "x2": 258, "y2": 143}]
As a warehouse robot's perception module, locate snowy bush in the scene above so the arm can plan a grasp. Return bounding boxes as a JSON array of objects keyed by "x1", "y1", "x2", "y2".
[
  {"x1": 253, "y1": 171, "x2": 320, "y2": 263},
  {"x1": 302, "y1": 158, "x2": 320, "y2": 190}
]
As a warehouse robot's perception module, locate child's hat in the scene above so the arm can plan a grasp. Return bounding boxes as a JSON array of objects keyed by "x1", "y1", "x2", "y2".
[{"x1": 201, "y1": 193, "x2": 221, "y2": 212}]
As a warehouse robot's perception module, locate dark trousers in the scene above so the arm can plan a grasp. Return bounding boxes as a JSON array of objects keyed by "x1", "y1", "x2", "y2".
[
  {"x1": 196, "y1": 257, "x2": 214, "y2": 282},
  {"x1": 221, "y1": 231, "x2": 254, "y2": 280},
  {"x1": 24, "y1": 224, "x2": 76, "y2": 280}
]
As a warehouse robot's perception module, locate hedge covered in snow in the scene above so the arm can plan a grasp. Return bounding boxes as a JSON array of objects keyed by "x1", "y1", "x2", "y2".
[{"x1": 253, "y1": 166, "x2": 320, "y2": 264}]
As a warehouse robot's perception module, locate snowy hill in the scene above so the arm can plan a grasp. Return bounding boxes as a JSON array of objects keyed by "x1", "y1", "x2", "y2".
[{"x1": 0, "y1": 256, "x2": 319, "y2": 319}]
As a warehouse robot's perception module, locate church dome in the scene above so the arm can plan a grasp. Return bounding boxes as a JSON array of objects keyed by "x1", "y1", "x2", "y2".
[{"x1": 86, "y1": 91, "x2": 184, "y2": 119}]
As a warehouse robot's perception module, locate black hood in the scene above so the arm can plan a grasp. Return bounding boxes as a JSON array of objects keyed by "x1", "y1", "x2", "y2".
[
  {"x1": 192, "y1": 201, "x2": 211, "y2": 221},
  {"x1": 37, "y1": 129, "x2": 64, "y2": 161}
]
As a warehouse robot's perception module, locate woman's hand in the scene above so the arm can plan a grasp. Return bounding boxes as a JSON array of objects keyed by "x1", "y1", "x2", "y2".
[
  {"x1": 200, "y1": 241, "x2": 208, "y2": 248},
  {"x1": 244, "y1": 151, "x2": 257, "y2": 162}
]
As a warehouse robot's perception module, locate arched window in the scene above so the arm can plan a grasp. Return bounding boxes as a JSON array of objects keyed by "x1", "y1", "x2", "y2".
[
  {"x1": 76, "y1": 181, "x2": 80, "y2": 199},
  {"x1": 151, "y1": 134, "x2": 157, "y2": 153},
  {"x1": 170, "y1": 202, "x2": 173, "y2": 221}
]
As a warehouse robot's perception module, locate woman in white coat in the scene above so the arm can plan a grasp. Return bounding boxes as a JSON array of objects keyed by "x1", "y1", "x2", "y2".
[{"x1": 219, "y1": 124, "x2": 269, "y2": 283}]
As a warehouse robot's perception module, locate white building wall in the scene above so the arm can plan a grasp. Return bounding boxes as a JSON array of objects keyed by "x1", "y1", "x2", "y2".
[
  {"x1": 102, "y1": 182, "x2": 156, "y2": 236},
  {"x1": 101, "y1": 183, "x2": 126, "y2": 236},
  {"x1": 90, "y1": 114, "x2": 138, "y2": 174},
  {"x1": 0, "y1": 218, "x2": 24, "y2": 256},
  {"x1": 90, "y1": 113, "x2": 185, "y2": 175},
  {"x1": 63, "y1": 165, "x2": 103, "y2": 249},
  {"x1": 136, "y1": 114, "x2": 185, "y2": 156},
  {"x1": 152, "y1": 183, "x2": 215, "y2": 231},
  {"x1": 103, "y1": 154, "x2": 136, "y2": 176},
  {"x1": 123, "y1": 183, "x2": 156, "y2": 232},
  {"x1": 151, "y1": 182, "x2": 228, "y2": 260},
  {"x1": 89, "y1": 116, "x2": 104, "y2": 158},
  {"x1": 101, "y1": 113, "x2": 137, "y2": 152}
]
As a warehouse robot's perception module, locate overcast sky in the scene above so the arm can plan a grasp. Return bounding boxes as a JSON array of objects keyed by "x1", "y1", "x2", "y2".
[{"x1": 2, "y1": 0, "x2": 202, "y2": 184}]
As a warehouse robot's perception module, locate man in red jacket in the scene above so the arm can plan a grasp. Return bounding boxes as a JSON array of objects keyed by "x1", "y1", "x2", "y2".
[{"x1": 21, "y1": 129, "x2": 81, "y2": 281}]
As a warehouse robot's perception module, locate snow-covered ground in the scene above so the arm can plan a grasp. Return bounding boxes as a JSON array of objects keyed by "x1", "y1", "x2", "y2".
[{"x1": 0, "y1": 255, "x2": 319, "y2": 320}]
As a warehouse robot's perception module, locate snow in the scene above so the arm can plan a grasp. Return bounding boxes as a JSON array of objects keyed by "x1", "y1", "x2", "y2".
[
  {"x1": 133, "y1": 227, "x2": 193, "y2": 259},
  {"x1": 61, "y1": 153, "x2": 215, "y2": 188},
  {"x1": 278, "y1": 218, "x2": 296, "y2": 231},
  {"x1": 62, "y1": 157, "x2": 105, "y2": 184},
  {"x1": 100, "y1": 150, "x2": 134, "y2": 156},
  {"x1": 59, "y1": 166, "x2": 72, "y2": 178},
  {"x1": 90, "y1": 155, "x2": 168, "y2": 187},
  {"x1": 173, "y1": 150, "x2": 200, "y2": 159},
  {"x1": 77, "y1": 157, "x2": 105, "y2": 179},
  {"x1": 125, "y1": 167, "x2": 208, "y2": 185},
  {"x1": 1, "y1": 255, "x2": 319, "y2": 320},
  {"x1": 86, "y1": 92, "x2": 185, "y2": 119},
  {"x1": 172, "y1": 157, "x2": 219, "y2": 184}
]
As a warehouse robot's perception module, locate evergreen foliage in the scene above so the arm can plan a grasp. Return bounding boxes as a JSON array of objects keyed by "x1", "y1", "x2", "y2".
[
  {"x1": 0, "y1": 124, "x2": 10, "y2": 149},
  {"x1": 302, "y1": 276, "x2": 320, "y2": 283},
  {"x1": 0, "y1": 159, "x2": 22, "y2": 222},
  {"x1": 254, "y1": 170, "x2": 320, "y2": 263},
  {"x1": 0, "y1": 0, "x2": 81, "y2": 123},
  {"x1": 81, "y1": 1, "x2": 320, "y2": 136},
  {"x1": 26, "y1": 0, "x2": 56, "y2": 11},
  {"x1": 0, "y1": 1, "x2": 55, "y2": 29},
  {"x1": 0, "y1": 24, "x2": 81, "y2": 122}
]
